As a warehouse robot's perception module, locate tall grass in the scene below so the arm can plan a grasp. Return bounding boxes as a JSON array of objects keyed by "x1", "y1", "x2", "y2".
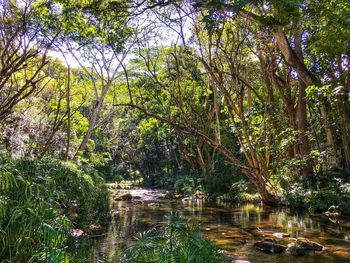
[
  {"x1": 121, "y1": 215, "x2": 227, "y2": 263},
  {"x1": 0, "y1": 157, "x2": 109, "y2": 262}
]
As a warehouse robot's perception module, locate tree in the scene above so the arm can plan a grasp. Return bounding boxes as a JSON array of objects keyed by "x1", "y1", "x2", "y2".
[
  {"x1": 34, "y1": 0, "x2": 134, "y2": 158},
  {"x1": 0, "y1": 0, "x2": 55, "y2": 121}
]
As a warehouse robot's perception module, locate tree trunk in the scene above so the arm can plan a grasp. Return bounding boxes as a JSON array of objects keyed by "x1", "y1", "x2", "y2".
[
  {"x1": 251, "y1": 173, "x2": 278, "y2": 204},
  {"x1": 64, "y1": 65, "x2": 71, "y2": 161},
  {"x1": 74, "y1": 84, "x2": 110, "y2": 158},
  {"x1": 271, "y1": 27, "x2": 318, "y2": 87},
  {"x1": 39, "y1": 129, "x2": 58, "y2": 159},
  {"x1": 294, "y1": 32, "x2": 310, "y2": 157},
  {"x1": 320, "y1": 105, "x2": 337, "y2": 166}
]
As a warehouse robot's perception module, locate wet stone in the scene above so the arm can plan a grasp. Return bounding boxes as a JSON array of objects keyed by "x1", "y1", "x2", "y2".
[
  {"x1": 263, "y1": 237, "x2": 275, "y2": 243},
  {"x1": 253, "y1": 241, "x2": 287, "y2": 253},
  {"x1": 296, "y1": 238, "x2": 323, "y2": 251},
  {"x1": 287, "y1": 238, "x2": 324, "y2": 256},
  {"x1": 273, "y1": 232, "x2": 290, "y2": 239},
  {"x1": 121, "y1": 193, "x2": 133, "y2": 200},
  {"x1": 287, "y1": 243, "x2": 308, "y2": 257}
]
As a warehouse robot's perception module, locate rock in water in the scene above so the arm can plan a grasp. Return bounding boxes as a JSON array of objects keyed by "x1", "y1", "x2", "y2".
[
  {"x1": 121, "y1": 193, "x2": 133, "y2": 200},
  {"x1": 253, "y1": 241, "x2": 287, "y2": 253},
  {"x1": 287, "y1": 243, "x2": 308, "y2": 256},
  {"x1": 296, "y1": 238, "x2": 323, "y2": 251},
  {"x1": 287, "y1": 238, "x2": 324, "y2": 256},
  {"x1": 263, "y1": 237, "x2": 275, "y2": 243},
  {"x1": 273, "y1": 232, "x2": 290, "y2": 239}
]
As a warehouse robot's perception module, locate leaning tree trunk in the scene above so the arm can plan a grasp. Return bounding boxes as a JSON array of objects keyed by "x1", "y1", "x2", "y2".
[{"x1": 74, "y1": 84, "x2": 110, "y2": 158}]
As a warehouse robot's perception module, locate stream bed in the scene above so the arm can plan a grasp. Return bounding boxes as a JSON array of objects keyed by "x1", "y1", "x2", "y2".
[{"x1": 87, "y1": 189, "x2": 350, "y2": 262}]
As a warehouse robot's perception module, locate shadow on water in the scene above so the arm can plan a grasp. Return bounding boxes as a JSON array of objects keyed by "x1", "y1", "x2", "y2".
[{"x1": 85, "y1": 189, "x2": 350, "y2": 263}]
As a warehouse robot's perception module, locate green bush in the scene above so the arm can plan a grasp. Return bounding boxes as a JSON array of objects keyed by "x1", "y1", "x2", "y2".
[
  {"x1": 283, "y1": 183, "x2": 309, "y2": 209},
  {"x1": 308, "y1": 180, "x2": 350, "y2": 214},
  {"x1": 122, "y1": 215, "x2": 227, "y2": 263},
  {"x1": 174, "y1": 175, "x2": 203, "y2": 196},
  {"x1": 152, "y1": 172, "x2": 203, "y2": 195},
  {"x1": 284, "y1": 178, "x2": 350, "y2": 214},
  {"x1": 94, "y1": 163, "x2": 124, "y2": 182},
  {"x1": 0, "y1": 158, "x2": 110, "y2": 262}
]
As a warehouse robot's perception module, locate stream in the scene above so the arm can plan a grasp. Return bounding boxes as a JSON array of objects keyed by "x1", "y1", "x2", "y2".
[{"x1": 86, "y1": 188, "x2": 350, "y2": 262}]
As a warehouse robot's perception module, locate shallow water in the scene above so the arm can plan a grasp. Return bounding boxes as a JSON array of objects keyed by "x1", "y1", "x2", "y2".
[{"x1": 88, "y1": 189, "x2": 350, "y2": 262}]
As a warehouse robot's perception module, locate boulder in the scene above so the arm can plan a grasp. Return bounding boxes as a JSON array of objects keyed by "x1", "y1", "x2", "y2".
[
  {"x1": 263, "y1": 237, "x2": 275, "y2": 243},
  {"x1": 253, "y1": 241, "x2": 287, "y2": 253},
  {"x1": 287, "y1": 239, "x2": 324, "y2": 256},
  {"x1": 287, "y1": 243, "x2": 308, "y2": 256},
  {"x1": 273, "y1": 232, "x2": 290, "y2": 239},
  {"x1": 296, "y1": 238, "x2": 323, "y2": 251},
  {"x1": 121, "y1": 193, "x2": 133, "y2": 200}
]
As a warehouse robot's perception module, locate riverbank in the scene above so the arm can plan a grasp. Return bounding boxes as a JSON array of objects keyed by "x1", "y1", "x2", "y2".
[{"x1": 88, "y1": 186, "x2": 350, "y2": 262}]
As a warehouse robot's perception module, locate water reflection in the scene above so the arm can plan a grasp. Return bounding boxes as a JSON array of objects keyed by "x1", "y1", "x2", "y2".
[{"x1": 89, "y1": 191, "x2": 350, "y2": 263}]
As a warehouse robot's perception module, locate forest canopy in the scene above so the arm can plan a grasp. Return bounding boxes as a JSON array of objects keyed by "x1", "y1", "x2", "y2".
[{"x1": 1, "y1": 0, "x2": 349, "y2": 202}]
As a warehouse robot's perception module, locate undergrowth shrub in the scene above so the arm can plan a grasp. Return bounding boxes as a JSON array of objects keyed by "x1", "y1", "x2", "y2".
[
  {"x1": 308, "y1": 179, "x2": 350, "y2": 214},
  {"x1": 174, "y1": 175, "x2": 203, "y2": 196},
  {"x1": 284, "y1": 174, "x2": 350, "y2": 214},
  {"x1": 121, "y1": 215, "x2": 227, "y2": 263},
  {"x1": 153, "y1": 172, "x2": 203, "y2": 195},
  {"x1": 0, "y1": 158, "x2": 109, "y2": 262},
  {"x1": 283, "y1": 183, "x2": 310, "y2": 209}
]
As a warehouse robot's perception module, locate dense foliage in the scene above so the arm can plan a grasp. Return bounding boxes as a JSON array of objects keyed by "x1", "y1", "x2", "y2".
[
  {"x1": 0, "y1": 2, "x2": 349, "y2": 258},
  {"x1": 122, "y1": 215, "x2": 227, "y2": 263},
  {"x1": 0, "y1": 158, "x2": 109, "y2": 262}
]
